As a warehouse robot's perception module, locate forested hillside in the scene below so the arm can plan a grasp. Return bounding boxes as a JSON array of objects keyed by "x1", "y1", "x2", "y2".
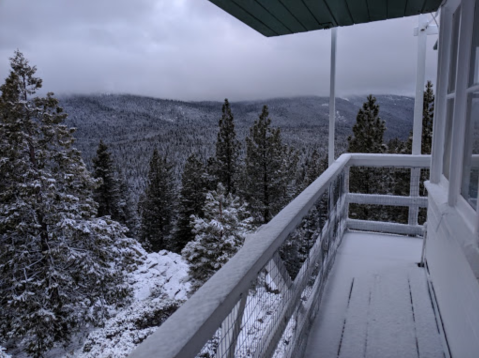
[{"x1": 60, "y1": 94, "x2": 415, "y2": 199}]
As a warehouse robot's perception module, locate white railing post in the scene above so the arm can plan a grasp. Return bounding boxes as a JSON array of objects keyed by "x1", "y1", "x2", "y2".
[
  {"x1": 408, "y1": 168, "x2": 421, "y2": 226},
  {"x1": 265, "y1": 253, "x2": 293, "y2": 292},
  {"x1": 343, "y1": 167, "x2": 350, "y2": 223},
  {"x1": 328, "y1": 28, "x2": 338, "y2": 167}
]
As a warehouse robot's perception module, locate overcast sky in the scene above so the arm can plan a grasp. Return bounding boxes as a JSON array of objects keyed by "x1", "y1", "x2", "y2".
[{"x1": 0, "y1": 0, "x2": 439, "y2": 101}]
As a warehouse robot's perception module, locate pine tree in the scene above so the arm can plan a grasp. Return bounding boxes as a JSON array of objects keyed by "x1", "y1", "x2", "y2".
[
  {"x1": 182, "y1": 183, "x2": 252, "y2": 293},
  {"x1": 174, "y1": 154, "x2": 207, "y2": 253},
  {"x1": 92, "y1": 140, "x2": 122, "y2": 219},
  {"x1": 347, "y1": 95, "x2": 386, "y2": 154},
  {"x1": 138, "y1": 149, "x2": 176, "y2": 252},
  {"x1": 400, "y1": 81, "x2": 435, "y2": 223},
  {"x1": 302, "y1": 149, "x2": 327, "y2": 189},
  {"x1": 421, "y1": 81, "x2": 435, "y2": 155},
  {"x1": 0, "y1": 51, "x2": 137, "y2": 357},
  {"x1": 117, "y1": 167, "x2": 139, "y2": 236},
  {"x1": 203, "y1": 156, "x2": 219, "y2": 192},
  {"x1": 347, "y1": 95, "x2": 387, "y2": 220},
  {"x1": 405, "y1": 81, "x2": 435, "y2": 154},
  {"x1": 92, "y1": 141, "x2": 137, "y2": 235},
  {"x1": 243, "y1": 105, "x2": 285, "y2": 223},
  {"x1": 215, "y1": 99, "x2": 240, "y2": 194},
  {"x1": 281, "y1": 145, "x2": 301, "y2": 205}
]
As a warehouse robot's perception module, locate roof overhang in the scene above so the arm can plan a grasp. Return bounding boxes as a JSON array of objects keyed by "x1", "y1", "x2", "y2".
[{"x1": 208, "y1": 0, "x2": 443, "y2": 37}]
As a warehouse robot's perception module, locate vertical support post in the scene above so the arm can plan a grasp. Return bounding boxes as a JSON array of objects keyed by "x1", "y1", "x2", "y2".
[
  {"x1": 412, "y1": 14, "x2": 428, "y2": 155},
  {"x1": 328, "y1": 28, "x2": 338, "y2": 167},
  {"x1": 265, "y1": 253, "x2": 293, "y2": 292},
  {"x1": 218, "y1": 291, "x2": 248, "y2": 358},
  {"x1": 409, "y1": 15, "x2": 428, "y2": 226},
  {"x1": 409, "y1": 168, "x2": 421, "y2": 226}
]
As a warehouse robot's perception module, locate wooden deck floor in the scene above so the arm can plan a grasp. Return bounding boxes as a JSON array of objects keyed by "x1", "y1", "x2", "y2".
[{"x1": 304, "y1": 231, "x2": 445, "y2": 358}]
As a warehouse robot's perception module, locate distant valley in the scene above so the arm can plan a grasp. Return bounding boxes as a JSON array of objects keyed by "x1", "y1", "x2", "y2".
[{"x1": 60, "y1": 94, "x2": 415, "y2": 200}]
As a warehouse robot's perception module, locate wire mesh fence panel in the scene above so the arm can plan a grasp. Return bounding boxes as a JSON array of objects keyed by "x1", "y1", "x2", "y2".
[
  {"x1": 128, "y1": 154, "x2": 431, "y2": 358},
  {"x1": 348, "y1": 166, "x2": 426, "y2": 225},
  {"x1": 349, "y1": 166, "x2": 411, "y2": 196},
  {"x1": 349, "y1": 204, "x2": 409, "y2": 224},
  {"x1": 194, "y1": 171, "x2": 348, "y2": 358}
]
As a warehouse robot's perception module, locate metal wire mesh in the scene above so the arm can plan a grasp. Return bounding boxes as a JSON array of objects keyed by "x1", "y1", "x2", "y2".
[
  {"x1": 348, "y1": 166, "x2": 427, "y2": 226},
  {"x1": 195, "y1": 172, "x2": 348, "y2": 358},
  {"x1": 349, "y1": 166, "x2": 411, "y2": 196},
  {"x1": 193, "y1": 160, "x2": 429, "y2": 358}
]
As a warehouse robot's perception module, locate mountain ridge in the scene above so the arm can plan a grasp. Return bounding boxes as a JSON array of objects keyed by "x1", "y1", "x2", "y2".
[{"x1": 59, "y1": 93, "x2": 414, "y2": 199}]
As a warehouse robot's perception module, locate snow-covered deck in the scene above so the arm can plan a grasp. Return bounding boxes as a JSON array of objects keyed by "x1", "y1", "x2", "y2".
[{"x1": 304, "y1": 231, "x2": 444, "y2": 358}]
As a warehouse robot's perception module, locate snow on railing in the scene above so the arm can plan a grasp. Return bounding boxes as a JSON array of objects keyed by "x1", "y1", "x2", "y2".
[{"x1": 128, "y1": 154, "x2": 431, "y2": 358}]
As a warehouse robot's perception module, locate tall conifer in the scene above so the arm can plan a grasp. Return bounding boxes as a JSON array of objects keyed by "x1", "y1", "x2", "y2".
[
  {"x1": 92, "y1": 140, "x2": 121, "y2": 218},
  {"x1": 138, "y1": 149, "x2": 175, "y2": 252},
  {"x1": 347, "y1": 95, "x2": 386, "y2": 154},
  {"x1": 405, "y1": 81, "x2": 435, "y2": 154},
  {"x1": 174, "y1": 154, "x2": 207, "y2": 253},
  {"x1": 347, "y1": 95, "x2": 386, "y2": 220},
  {"x1": 215, "y1": 99, "x2": 240, "y2": 194},
  {"x1": 182, "y1": 183, "x2": 252, "y2": 293},
  {"x1": 243, "y1": 105, "x2": 285, "y2": 223},
  {"x1": 92, "y1": 141, "x2": 137, "y2": 234},
  {"x1": 0, "y1": 51, "x2": 136, "y2": 356}
]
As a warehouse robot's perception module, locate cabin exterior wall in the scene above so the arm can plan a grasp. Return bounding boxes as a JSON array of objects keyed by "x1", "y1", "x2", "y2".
[
  {"x1": 425, "y1": 0, "x2": 479, "y2": 356},
  {"x1": 425, "y1": 180, "x2": 479, "y2": 357}
]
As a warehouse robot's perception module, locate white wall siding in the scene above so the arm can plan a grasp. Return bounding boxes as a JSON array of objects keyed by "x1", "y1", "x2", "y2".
[{"x1": 425, "y1": 180, "x2": 479, "y2": 358}]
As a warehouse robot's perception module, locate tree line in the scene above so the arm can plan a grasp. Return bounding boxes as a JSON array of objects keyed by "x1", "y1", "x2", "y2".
[{"x1": 0, "y1": 51, "x2": 139, "y2": 357}]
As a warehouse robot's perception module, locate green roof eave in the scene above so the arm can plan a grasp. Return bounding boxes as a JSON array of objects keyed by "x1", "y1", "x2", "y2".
[{"x1": 208, "y1": 0, "x2": 443, "y2": 37}]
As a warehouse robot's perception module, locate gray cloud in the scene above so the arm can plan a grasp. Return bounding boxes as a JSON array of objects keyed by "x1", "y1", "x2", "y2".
[{"x1": 0, "y1": 0, "x2": 438, "y2": 101}]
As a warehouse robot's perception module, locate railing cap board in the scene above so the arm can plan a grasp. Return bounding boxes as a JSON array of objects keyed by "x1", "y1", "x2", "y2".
[
  {"x1": 348, "y1": 153, "x2": 431, "y2": 168},
  {"x1": 128, "y1": 155, "x2": 351, "y2": 358}
]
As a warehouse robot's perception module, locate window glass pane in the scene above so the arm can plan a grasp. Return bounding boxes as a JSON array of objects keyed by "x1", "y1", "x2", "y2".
[
  {"x1": 461, "y1": 91, "x2": 479, "y2": 209},
  {"x1": 448, "y1": 7, "x2": 461, "y2": 93},
  {"x1": 470, "y1": 1, "x2": 479, "y2": 86},
  {"x1": 443, "y1": 99, "x2": 454, "y2": 180}
]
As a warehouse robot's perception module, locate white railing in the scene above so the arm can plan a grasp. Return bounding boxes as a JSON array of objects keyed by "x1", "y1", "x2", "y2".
[{"x1": 128, "y1": 154, "x2": 431, "y2": 358}]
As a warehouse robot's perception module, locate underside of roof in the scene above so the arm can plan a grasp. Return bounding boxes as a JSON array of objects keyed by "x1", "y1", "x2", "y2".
[{"x1": 208, "y1": 0, "x2": 443, "y2": 37}]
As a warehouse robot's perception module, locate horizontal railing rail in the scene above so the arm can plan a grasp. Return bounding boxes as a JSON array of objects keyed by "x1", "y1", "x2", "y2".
[{"x1": 129, "y1": 154, "x2": 431, "y2": 358}]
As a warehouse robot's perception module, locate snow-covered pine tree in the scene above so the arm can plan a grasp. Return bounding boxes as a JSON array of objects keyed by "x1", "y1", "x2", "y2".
[
  {"x1": 92, "y1": 141, "x2": 137, "y2": 235},
  {"x1": 182, "y1": 183, "x2": 252, "y2": 293},
  {"x1": 203, "y1": 156, "x2": 219, "y2": 192},
  {"x1": 421, "y1": 81, "x2": 435, "y2": 155},
  {"x1": 347, "y1": 95, "x2": 387, "y2": 221},
  {"x1": 405, "y1": 81, "x2": 435, "y2": 155},
  {"x1": 302, "y1": 149, "x2": 327, "y2": 190},
  {"x1": 281, "y1": 145, "x2": 300, "y2": 205},
  {"x1": 174, "y1": 154, "x2": 207, "y2": 253},
  {"x1": 92, "y1": 140, "x2": 122, "y2": 218},
  {"x1": 280, "y1": 150, "x2": 327, "y2": 278},
  {"x1": 243, "y1": 105, "x2": 286, "y2": 223},
  {"x1": 138, "y1": 149, "x2": 176, "y2": 252},
  {"x1": 117, "y1": 167, "x2": 139, "y2": 236},
  {"x1": 0, "y1": 51, "x2": 137, "y2": 357},
  {"x1": 347, "y1": 95, "x2": 386, "y2": 154},
  {"x1": 215, "y1": 99, "x2": 240, "y2": 194},
  {"x1": 399, "y1": 81, "x2": 435, "y2": 223}
]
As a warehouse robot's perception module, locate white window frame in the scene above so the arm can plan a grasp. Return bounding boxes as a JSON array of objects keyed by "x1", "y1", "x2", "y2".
[
  {"x1": 431, "y1": 0, "x2": 478, "y2": 229},
  {"x1": 447, "y1": 0, "x2": 475, "y2": 208}
]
